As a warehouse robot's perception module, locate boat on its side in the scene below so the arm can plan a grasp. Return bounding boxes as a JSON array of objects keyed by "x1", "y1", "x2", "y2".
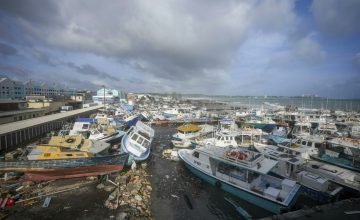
[
  {"x1": 0, "y1": 153, "x2": 129, "y2": 181},
  {"x1": 121, "y1": 121, "x2": 155, "y2": 163},
  {"x1": 179, "y1": 146, "x2": 301, "y2": 213}
]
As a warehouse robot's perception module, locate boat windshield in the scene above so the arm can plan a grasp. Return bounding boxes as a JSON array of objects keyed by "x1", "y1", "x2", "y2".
[{"x1": 138, "y1": 130, "x2": 150, "y2": 140}]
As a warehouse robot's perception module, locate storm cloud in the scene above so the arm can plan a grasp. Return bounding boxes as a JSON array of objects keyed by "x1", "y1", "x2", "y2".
[
  {"x1": 0, "y1": 42, "x2": 17, "y2": 56},
  {"x1": 0, "y1": 0, "x2": 359, "y2": 97}
]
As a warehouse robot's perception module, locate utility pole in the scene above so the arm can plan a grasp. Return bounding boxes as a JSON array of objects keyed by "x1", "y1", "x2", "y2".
[{"x1": 102, "y1": 85, "x2": 106, "y2": 110}]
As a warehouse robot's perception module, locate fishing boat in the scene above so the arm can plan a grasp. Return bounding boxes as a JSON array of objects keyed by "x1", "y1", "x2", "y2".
[
  {"x1": 48, "y1": 134, "x2": 110, "y2": 155},
  {"x1": 69, "y1": 118, "x2": 125, "y2": 143},
  {"x1": 198, "y1": 131, "x2": 238, "y2": 148},
  {"x1": 27, "y1": 145, "x2": 94, "y2": 160},
  {"x1": 178, "y1": 146, "x2": 301, "y2": 213},
  {"x1": 121, "y1": 121, "x2": 154, "y2": 163},
  {"x1": 0, "y1": 153, "x2": 129, "y2": 181},
  {"x1": 253, "y1": 143, "x2": 343, "y2": 203},
  {"x1": 238, "y1": 126, "x2": 267, "y2": 146},
  {"x1": 310, "y1": 137, "x2": 360, "y2": 172},
  {"x1": 245, "y1": 116, "x2": 277, "y2": 132},
  {"x1": 171, "y1": 124, "x2": 201, "y2": 148},
  {"x1": 303, "y1": 160, "x2": 360, "y2": 192},
  {"x1": 172, "y1": 123, "x2": 215, "y2": 148}
]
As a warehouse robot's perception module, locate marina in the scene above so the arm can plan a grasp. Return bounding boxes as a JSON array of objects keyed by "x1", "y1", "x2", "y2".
[
  {"x1": 1, "y1": 1, "x2": 360, "y2": 219},
  {"x1": 0, "y1": 93, "x2": 359, "y2": 219}
]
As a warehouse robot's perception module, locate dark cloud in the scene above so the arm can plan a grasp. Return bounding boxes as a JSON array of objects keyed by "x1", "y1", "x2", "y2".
[
  {"x1": 0, "y1": 0, "x2": 62, "y2": 26},
  {"x1": 311, "y1": 0, "x2": 360, "y2": 36},
  {"x1": 0, "y1": 0, "x2": 298, "y2": 84},
  {"x1": 0, "y1": 0, "x2": 359, "y2": 97},
  {"x1": 65, "y1": 62, "x2": 119, "y2": 82},
  {"x1": 31, "y1": 49, "x2": 55, "y2": 66},
  {"x1": 0, "y1": 42, "x2": 17, "y2": 55},
  {"x1": 0, "y1": 64, "x2": 30, "y2": 78}
]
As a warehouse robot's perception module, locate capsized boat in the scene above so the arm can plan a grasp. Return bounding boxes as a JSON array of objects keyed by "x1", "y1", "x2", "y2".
[
  {"x1": 178, "y1": 146, "x2": 301, "y2": 213},
  {"x1": 0, "y1": 153, "x2": 129, "y2": 181},
  {"x1": 121, "y1": 121, "x2": 155, "y2": 163}
]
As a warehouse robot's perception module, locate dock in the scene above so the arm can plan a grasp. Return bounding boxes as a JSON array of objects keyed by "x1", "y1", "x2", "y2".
[
  {"x1": 258, "y1": 198, "x2": 360, "y2": 220},
  {"x1": 0, "y1": 105, "x2": 102, "y2": 151}
]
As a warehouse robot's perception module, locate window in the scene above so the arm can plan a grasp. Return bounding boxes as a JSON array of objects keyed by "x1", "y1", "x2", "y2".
[
  {"x1": 137, "y1": 136, "x2": 144, "y2": 145},
  {"x1": 192, "y1": 151, "x2": 199, "y2": 158},
  {"x1": 43, "y1": 153, "x2": 51, "y2": 157},
  {"x1": 131, "y1": 133, "x2": 139, "y2": 141},
  {"x1": 65, "y1": 154, "x2": 73, "y2": 157}
]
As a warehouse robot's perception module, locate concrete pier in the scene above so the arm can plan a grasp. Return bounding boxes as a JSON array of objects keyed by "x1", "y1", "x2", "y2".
[{"x1": 0, "y1": 105, "x2": 102, "y2": 151}]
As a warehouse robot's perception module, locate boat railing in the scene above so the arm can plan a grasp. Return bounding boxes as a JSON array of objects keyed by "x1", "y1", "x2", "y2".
[{"x1": 202, "y1": 146, "x2": 264, "y2": 168}]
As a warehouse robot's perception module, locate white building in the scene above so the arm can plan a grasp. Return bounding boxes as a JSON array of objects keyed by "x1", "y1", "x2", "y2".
[
  {"x1": 0, "y1": 77, "x2": 13, "y2": 99},
  {"x1": 92, "y1": 88, "x2": 121, "y2": 104}
]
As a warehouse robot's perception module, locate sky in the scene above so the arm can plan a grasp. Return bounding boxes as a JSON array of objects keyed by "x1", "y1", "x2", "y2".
[{"x1": 0, "y1": 0, "x2": 359, "y2": 98}]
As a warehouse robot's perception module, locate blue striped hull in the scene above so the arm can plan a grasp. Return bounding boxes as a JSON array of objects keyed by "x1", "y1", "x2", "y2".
[{"x1": 182, "y1": 162, "x2": 287, "y2": 214}]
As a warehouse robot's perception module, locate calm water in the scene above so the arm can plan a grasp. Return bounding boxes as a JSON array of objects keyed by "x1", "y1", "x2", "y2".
[{"x1": 149, "y1": 125, "x2": 318, "y2": 220}]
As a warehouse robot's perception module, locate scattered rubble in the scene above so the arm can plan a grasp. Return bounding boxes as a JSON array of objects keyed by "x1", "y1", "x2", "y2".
[
  {"x1": 162, "y1": 148, "x2": 180, "y2": 161},
  {"x1": 98, "y1": 162, "x2": 152, "y2": 219}
]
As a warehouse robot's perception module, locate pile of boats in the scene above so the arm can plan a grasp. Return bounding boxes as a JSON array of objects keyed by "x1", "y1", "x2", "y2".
[
  {"x1": 0, "y1": 109, "x2": 155, "y2": 183},
  {"x1": 173, "y1": 117, "x2": 360, "y2": 213}
]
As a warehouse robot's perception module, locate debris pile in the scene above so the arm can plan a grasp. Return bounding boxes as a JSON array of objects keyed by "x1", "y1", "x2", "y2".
[
  {"x1": 98, "y1": 162, "x2": 152, "y2": 219},
  {"x1": 162, "y1": 148, "x2": 180, "y2": 161},
  {"x1": 0, "y1": 177, "x2": 97, "y2": 212}
]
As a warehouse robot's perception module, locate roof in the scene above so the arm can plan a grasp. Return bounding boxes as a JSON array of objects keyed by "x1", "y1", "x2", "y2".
[
  {"x1": 0, "y1": 99, "x2": 26, "y2": 104},
  {"x1": 177, "y1": 124, "x2": 200, "y2": 132},
  {"x1": 0, "y1": 105, "x2": 102, "y2": 135},
  {"x1": 0, "y1": 108, "x2": 44, "y2": 118}
]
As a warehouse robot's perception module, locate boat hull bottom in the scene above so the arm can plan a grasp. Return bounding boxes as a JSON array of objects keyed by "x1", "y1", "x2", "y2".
[{"x1": 23, "y1": 164, "x2": 124, "y2": 181}]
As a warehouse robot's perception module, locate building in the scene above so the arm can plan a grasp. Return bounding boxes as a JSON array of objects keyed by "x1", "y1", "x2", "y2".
[
  {"x1": 92, "y1": 88, "x2": 121, "y2": 104},
  {"x1": 0, "y1": 100, "x2": 45, "y2": 125},
  {"x1": 0, "y1": 76, "x2": 77, "y2": 100}
]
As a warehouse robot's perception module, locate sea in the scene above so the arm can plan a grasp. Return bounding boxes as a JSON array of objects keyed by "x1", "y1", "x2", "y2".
[{"x1": 187, "y1": 96, "x2": 360, "y2": 112}]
